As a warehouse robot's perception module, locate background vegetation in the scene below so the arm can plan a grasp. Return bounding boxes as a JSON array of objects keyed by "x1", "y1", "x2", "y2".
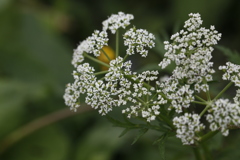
[{"x1": 0, "y1": 0, "x2": 240, "y2": 159}]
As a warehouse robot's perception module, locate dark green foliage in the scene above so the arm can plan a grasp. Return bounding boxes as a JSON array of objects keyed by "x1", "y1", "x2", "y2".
[
  {"x1": 216, "y1": 45, "x2": 240, "y2": 65},
  {"x1": 0, "y1": 0, "x2": 240, "y2": 160}
]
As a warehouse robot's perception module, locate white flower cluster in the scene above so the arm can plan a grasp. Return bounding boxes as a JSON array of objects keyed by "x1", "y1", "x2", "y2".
[
  {"x1": 122, "y1": 70, "x2": 164, "y2": 122},
  {"x1": 124, "y1": 28, "x2": 155, "y2": 57},
  {"x1": 64, "y1": 12, "x2": 160, "y2": 120},
  {"x1": 64, "y1": 81, "x2": 80, "y2": 112},
  {"x1": 102, "y1": 12, "x2": 134, "y2": 34},
  {"x1": 234, "y1": 89, "x2": 240, "y2": 104},
  {"x1": 64, "y1": 12, "x2": 240, "y2": 146},
  {"x1": 67, "y1": 57, "x2": 134, "y2": 115},
  {"x1": 219, "y1": 62, "x2": 240, "y2": 87},
  {"x1": 173, "y1": 113, "x2": 205, "y2": 145},
  {"x1": 158, "y1": 78, "x2": 195, "y2": 113},
  {"x1": 71, "y1": 30, "x2": 108, "y2": 68},
  {"x1": 157, "y1": 13, "x2": 221, "y2": 113},
  {"x1": 86, "y1": 30, "x2": 109, "y2": 57},
  {"x1": 206, "y1": 99, "x2": 240, "y2": 136}
]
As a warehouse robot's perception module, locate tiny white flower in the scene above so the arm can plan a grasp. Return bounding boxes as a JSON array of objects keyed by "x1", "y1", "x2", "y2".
[
  {"x1": 102, "y1": 12, "x2": 134, "y2": 34},
  {"x1": 173, "y1": 113, "x2": 205, "y2": 145},
  {"x1": 124, "y1": 27, "x2": 155, "y2": 57}
]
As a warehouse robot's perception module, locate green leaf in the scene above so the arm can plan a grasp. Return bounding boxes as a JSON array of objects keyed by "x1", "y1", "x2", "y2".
[
  {"x1": 153, "y1": 133, "x2": 168, "y2": 145},
  {"x1": 0, "y1": 79, "x2": 46, "y2": 138},
  {"x1": 119, "y1": 128, "x2": 130, "y2": 138},
  {"x1": 131, "y1": 128, "x2": 148, "y2": 145},
  {"x1": 153, "y1": 35, "x2": 166, "y2": 57},
  {"x1": 106, "y1": 115, "x2": 125, "y2": 127},
  {"x1": 0, "y1": 6, "x2": 73, "y2": 96},
  {"x1": 158, "y1": 141, "x2": 166, "y2": 160},
  {"x1": 216, "y1": 45, "x2": 240, "y2": 65},
  {"x1": 74, "y1": 123, "x2": 124, "y2": 160},
  {"x1": 153, "y1": 133, "x2": 168, "y2": 160}
]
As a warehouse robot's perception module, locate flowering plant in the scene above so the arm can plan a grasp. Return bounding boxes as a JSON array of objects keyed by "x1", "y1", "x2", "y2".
[{"x1": 64, "y1": 12, "x2": 240, "y2": 159}]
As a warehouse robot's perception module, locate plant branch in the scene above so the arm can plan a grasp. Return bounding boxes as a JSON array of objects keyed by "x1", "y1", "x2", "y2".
[
  {"x1": 84, "y1": 53, "x2": 110, "y2": 67},
  {"x1": 192, "y1": 146, "x2": 203, "y2": 160},
  {"x1": 199, "y1": 130, "x2": 219, "y2": 143},
  {"x1": 213, "y1": 82, "x2": 233, "y2": 101},
  {"x1": 0, "y1": 105, "x2": 92, "y2": 155},
  {"x1": 100, "y1": 48, "x2": 111, "y2": 61},
  {"x1": 116, "y1": 30, "x2": 119, "y2": 57}
]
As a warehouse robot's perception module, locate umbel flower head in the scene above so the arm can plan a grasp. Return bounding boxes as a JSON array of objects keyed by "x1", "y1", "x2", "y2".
[
  {"x1": 64, "y1": 11, "x2": 157, "y2": 117},
  {"x1": 102, "y1": 12, "x2": 134, "y2": 34},
  {"x1": 64, "y1": 12, "x2": 240, "y2": 145}
]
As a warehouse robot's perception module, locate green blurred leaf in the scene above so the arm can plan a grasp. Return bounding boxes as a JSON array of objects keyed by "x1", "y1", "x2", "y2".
[
  {"x1": 162, "y1": 137, "x2": 194, "y2": 160},
  {"x1": 0, "y1": 79, "x2": 46, "y2": 138},
  {"x1": 106, "y1": 115, "x2": 126, "y2": 127},
  {"x1": 3, "y1": 126, "x2": 70, "y2": 160},
  {"x1": 153, "y1": 35, "x2": 166, "y2": 57},
  {"x1": 74, "y1": 123, "x2": 124, "y2": 160},
  {"x1": 216, "y1": 45, "x2": 240, "y2": 65},
  {"x1": 131, "y1": 128, "x2": 148, "y2": 145},
  {"x1": 206, "y1": 132, "x2": 223, "y2": 151},
  {"x1": 119, "y1": 128, "x2": 130, "y2": 138},
  {"x1": 0, "y1": 5, "x2": 73, "y2": 96},
  {"x1": 158, "y1": 134, "x2": 167, "y2": 160},
  {"x1": 214, "y1": 130, "x2": 240, "y2": 160}
]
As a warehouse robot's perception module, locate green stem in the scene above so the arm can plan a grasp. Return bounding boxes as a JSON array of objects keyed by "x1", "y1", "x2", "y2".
[
  {"x1": 83, "y1": 53, "x2": 110, "y2": 67},
  {"x1": 150, "y1": 92, "x2": 158, "y2": 101},
  {"x1": 116, "y1": 30, "x2": 119, "y2": 57},
  {"x1": 94, "y1": 70, "x2": 109, "y2": 76},
  {"x1": 213, "y1": 82, "x2": 233, "y2": 101},
  {"x1": 124, "y1": 75, "x2": 152, "y2": 89},
  {"x1": 192, "y1": 101, "x2": 207, "y2": 105},
  {"x1": 192, "y1": 147, "x2": 203, "y2": 160},
  {"x1": 136, "y1": 97, "x2": 147, "y2": 105},
  {"x1": 195, "y1": 95, "x2": 207, "y2": 102},
  {"x1": 199, "y1": 82, "x2": 233, "y2": 117},
  {"x1": 124, "y1": 74, "x2": 169, "y2": 102},
  {"x1": 158, "y1": 114, "x2": 175, "y2": 130},
  {"x1": 123, "y1": 54, "x2": 129, "y2": 61},
  {"x1": 206, "y1": 88, "x2": 211, "y2": 101},
  {"x1": 203, "y1": 80, "x2": 211, "y2": 101},
  {"x1": 199, "y1": 102, "x2": 212, "y2": 117},
  {"x1": 137, "y1": 124, "x2": 163, "y2": 132},
  {"x1": 146, "y1": 81, "x2": 150, "y2": 103},
  {"x1": 201, "y1": 142, "x2": 213, "y2": 160},
  {"x1": 100, "y1": 48, "x2": 111, "y2": 61},
  {"x1": 199, "y1": 130, "x2": 219, "y2": 143}
]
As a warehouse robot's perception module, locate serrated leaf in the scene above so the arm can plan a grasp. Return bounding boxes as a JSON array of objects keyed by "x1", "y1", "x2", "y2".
[
  {"x1": 119, "y1": 128, "x2": 130, "y2": 138},
  {"x1": 216, "y1": 45, "x2": 240, "y2": 64},
  {"x1": 158, "y1": 141, "x2": 166, "y2": 160},
  {"x1": 122, "y1": 114, "x2": 134, "y2": 125},
  {"x1": 168, "y1": 109, "x2": 176, "y2": 118},
  {"x1": 153, "y1": 133, "x2": 168, "y2": 145},
  {"x1": 106, "y1": 115, "x2": 124, "y2": 127},
  {"x1": 74, "y1": 123, "x2": 124, "y2": 160},
  {"x1": 152, "y1": 35, "x2": 166, "y2": 57},
  {"x1": 131, "y1": 128, "x2": 148, "y2": 145},
  {"x1": 153, "y1": 133, "x2": 168, "y2": 160}
]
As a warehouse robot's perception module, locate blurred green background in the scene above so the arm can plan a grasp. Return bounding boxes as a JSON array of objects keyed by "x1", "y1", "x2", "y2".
[{"x1": 0, "y1": 0, "x2": 240, "y2": 159}]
